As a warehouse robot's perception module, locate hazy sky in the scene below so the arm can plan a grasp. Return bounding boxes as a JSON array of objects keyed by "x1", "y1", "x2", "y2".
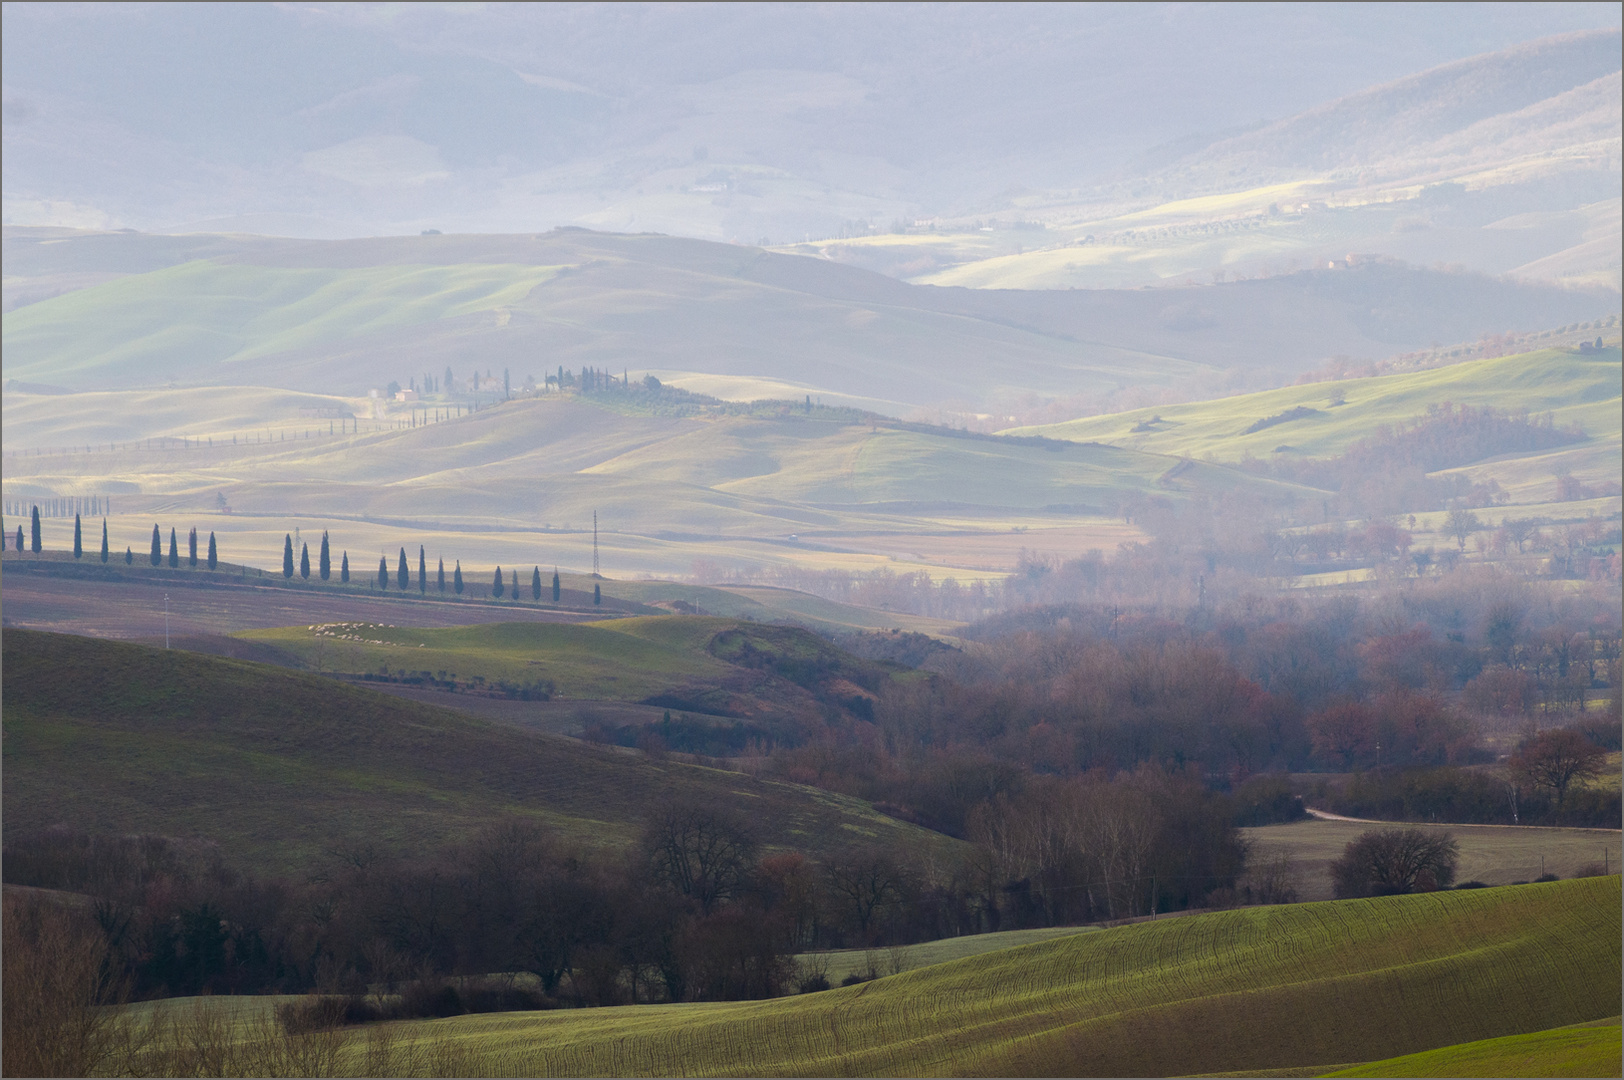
[{"x1": 4, "y1": 2, "x2": 1620, "y2": 240}]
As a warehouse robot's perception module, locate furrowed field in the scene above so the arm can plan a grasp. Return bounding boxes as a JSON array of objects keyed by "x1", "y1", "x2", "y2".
[{"x1": 56, "y1": 877, "x2": 1622, "y2": 1077}]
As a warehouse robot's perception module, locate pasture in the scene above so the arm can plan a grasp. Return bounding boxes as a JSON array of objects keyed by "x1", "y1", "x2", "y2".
[{"x1": 1243, "y1": 816, "x2": 1620, "y2": 901}]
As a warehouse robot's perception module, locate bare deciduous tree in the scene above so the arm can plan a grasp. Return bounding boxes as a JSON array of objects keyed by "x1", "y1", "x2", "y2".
[
  {"x1": 640, "y1": 798, "x2": 758, "y2": 915},
  {"x1": 1330, "y1": 828, "x2": 1459, "y2": 898}
]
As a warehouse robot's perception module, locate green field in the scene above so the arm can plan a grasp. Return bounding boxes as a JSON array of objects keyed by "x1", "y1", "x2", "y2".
[
  {"x1": 1, "y1": 629, "x2": 957, "y2": 871},
  {"x1": 236, "y1": 614, "x2": 908, "y2": 728},
  {"x1": 1007, "y1": 346, "x2": 1622, "y2": 464},
  {"x1": 140, "y1": 877, "x2": 1618, "y2": 1077},
  {"x1": 239, "y1": 617, "x2": 736, "y2": 701},
  {"x1": 1325, "y1": 1018, "x2": 1621, "y2": 1078}
]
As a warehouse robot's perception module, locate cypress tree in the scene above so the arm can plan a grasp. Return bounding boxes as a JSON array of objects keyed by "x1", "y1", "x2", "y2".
[
  {"x1": 532, "y1": 566, "x2": 542, "y2": 601},
  {"x1": 510, "y1": 568, "x2": 519, "y2": 600},
  {"x1": 101, "y1": 519, "x2": 110, "y2": 563},
  {"x1": 593, "y1": 583, "x2": 601, "y2": 606},
  {"x1": 188, "y1": 527, "x2": 198, "y2": 567},
  {"x1": 31, "y1": 506, "x2": 42, "y2": 553},
  {"x1": 73, "y1": 513, "x2": 83, "y2": 558},
  {"x1": 169, "y1": 528, "x2": 179, "y2": 568},
  {"x1": 397, "y1": 548, "x2": 409, "y2": 590},
  {"x1": 207, "y1": 532, "x2": 218, "y2": 570},
  {"x1": 454, "y1": 560, "x2": 464, "y2": 594},
  {"x1": 300, "y1": 543, "x2": 310, "y2": 579},
  {"x1": 492, "y1": 566, "x2": 505, "y2": 599},
  {"x1": 319, "y1": 532, "x2": 331, "y2": 580},
  {"x1": 552, "y1": 568, "x2": 561, "y2": 602},
  {"x1": 14, "y1": 525, "x2": 23, "y2": 553},
  {"x1": 151, "y1": 525, "x2": 162, "y2": 566},
  {"x1": 419, "y1": 546, "x2": 427, "y2": 594},
  {"x1": 125, "y1": 546, "x2": 133, "y2": 564},
  {"x1": 282, "y1": 534, "x2": 294, "y2": 577},
  {"x1": 340, "y1": 551, "x2": 349, "y2": 583},
  {"x1": 438, "y1": 558, "x2": 446, "y2": 592},
  {"x1": 378, "y1": 556, "x2": 388, "y2": 589}
]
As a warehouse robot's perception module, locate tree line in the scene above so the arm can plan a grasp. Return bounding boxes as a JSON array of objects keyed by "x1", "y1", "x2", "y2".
[
  {"x1": 275, "y1": 534, "x2": 579, "y2": 604},
  {"x1": 6, "y1": 507, "x2": 223, "y2": 571},
  {"x1": 2, "y1": 767, "x2": 1257, "y2": 1013}
]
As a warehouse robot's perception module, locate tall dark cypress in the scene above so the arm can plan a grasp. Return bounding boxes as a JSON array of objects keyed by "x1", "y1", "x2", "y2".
[
  {"x1": 151, "y1": 525, "x2": 163, "y2": 566},
  {"x1": 101, "y1": 519, "x2": 110, "y2": 563},
  {"x1": 340, "y1": 551, "x2": 349, "y2": 583},
  {"x1": 188, "y1": 527, "x2": 198, "y2": 567},
  {"x1": 419, "y1": 546, "x2": 427, "y2": 594},
  {"x1": 169, "y1": 528, "x2": 179, "y2": 568},
  {"x1": 283, "y1": 534, "x2": 295, "y2": 578},
  {"x1": 207, "y1": 532, "x2": 218, "y2": 570},
  {"x1": 438, "y1": 558, "x2": 446, "y2": 592},
  {"x1": 593, "y1": 583, "x2": 601, "y2": 606},
  {"x1": 31, "y1": 506, "x2": 42, "y2": 553},
  {"x1": 73, "y1": 513, "x2": 83, "y2": 558},
  {"x1": 510, "y1": 568, "x2": 518, "y2": 600},
  {"x1": 492, "y1": 566, "x2": 505, "y2": 599},
  {"x1": 453, "y1": 560, "x2": 464, "y2": 594},
  {"x1": 532, "y1": 566, "x2": 542, "y2": 601},
  {"x1": 378, "y1": 556, "x2": 389, "y2": 589},
  {"x1": 397, "y1": 548, "x2": 409, "y2": 590},
  {"x1": 14, "y1": 525, "x2": 23, "y2": 553},
  {"x1": 319, "y1": 531, "x2": 331, "y2": 580},
  {"x1": 300, "y1": 543, "x2": 310, "y2": 579},
  {"x1": 552, "y1": 568, "x2": 561, "y2": 602}
]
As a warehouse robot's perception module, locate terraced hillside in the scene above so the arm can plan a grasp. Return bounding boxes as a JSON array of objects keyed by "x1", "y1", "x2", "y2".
[
  {"x1": 1, "y1": 629, "x2": 956, "y2": 871},
  {"x1": 300, "y1": 877, "x2": 1620, "y2": 1076}
]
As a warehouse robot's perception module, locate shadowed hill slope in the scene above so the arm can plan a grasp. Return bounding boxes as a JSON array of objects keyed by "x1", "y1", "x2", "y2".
[{"x1": 0, "y1": 629, "x2": 958, "y2": 871}]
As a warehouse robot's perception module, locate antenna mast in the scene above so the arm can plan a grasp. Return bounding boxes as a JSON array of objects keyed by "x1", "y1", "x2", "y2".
[{"x1": 592, "y1": 510, "x2": 600, "y2": 578}]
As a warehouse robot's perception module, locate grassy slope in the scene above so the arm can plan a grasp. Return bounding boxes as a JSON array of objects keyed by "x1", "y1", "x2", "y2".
[
  {"x1": 239, "y1": 618, "x2": 737, "y2": 702},
  {"x1": 1324, "y1": 1019, "x2": 1622, "y2": 1079},
  {"x1": 388, "y1": 878, "x2": 1620, "y2": 1077},
  {"x1": 1, "y1": 261, "x2": 562, "y2": 387},
  {"x1": 237, "y1": 614, "x2": 910, "y2": 724},
  {"x1": 0, "y1": 394, "x2": 1306, "y2": 582},
  {"x1": 1, "y1": 629, "x2": 958, "y2": 871},
  {"x1": 0, "y1": 230, "x2": 1204, "y2": 408},
  {"x1": 1005, "y1": 346, "x2": 1622, "y2": 462}
]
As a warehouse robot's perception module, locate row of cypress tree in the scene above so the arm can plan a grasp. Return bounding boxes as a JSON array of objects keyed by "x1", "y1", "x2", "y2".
[
  {"x1": 7, "y1": 508, "x2": 220, "y2": 570},
  {"x1": 277, "y1": 534, "x2": 588, "y2": 604}
]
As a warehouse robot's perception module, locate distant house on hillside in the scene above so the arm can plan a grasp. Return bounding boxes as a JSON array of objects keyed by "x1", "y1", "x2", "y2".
[{"x1": 395, "y1": 388, "x2": 418, "y2": 402}]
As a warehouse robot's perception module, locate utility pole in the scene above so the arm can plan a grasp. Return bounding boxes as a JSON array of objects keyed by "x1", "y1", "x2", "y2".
[{"x1": 592, "y1": 511, "x2": 601, "y2": 578}]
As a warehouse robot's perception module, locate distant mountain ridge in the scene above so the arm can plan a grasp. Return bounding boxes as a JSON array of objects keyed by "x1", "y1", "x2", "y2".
[{"x1": 1165, "y1": 29, "x2": 1621, "y2": 181}]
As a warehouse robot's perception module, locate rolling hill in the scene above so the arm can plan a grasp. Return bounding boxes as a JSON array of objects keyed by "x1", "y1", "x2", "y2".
[
  {"x1": 0, "y1": 389, "x2": 1315, "y2": 581},
  {"x1": 0, "y1": 629, "x2": 960, "y2": 871},
  {"x1": 1006, "y1": 344, "x2": 1622, "y2": 465},
  {"x1": 799, "y1": 30, "x2": 1622, "y2": 293},
  {"x1": 301, "y1": 877, "x2": 1619, "y2": 1076},
  {"x1": 4, "y1": 226, "x2": 1616, "y2": 416}
]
